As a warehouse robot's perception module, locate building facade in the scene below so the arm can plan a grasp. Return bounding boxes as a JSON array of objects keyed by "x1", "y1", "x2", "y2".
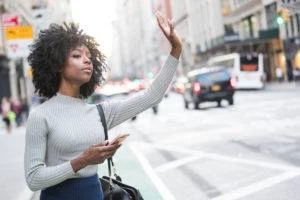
[
  {"x1": 170, "y1": 0, "x2": 225, "y2": 74},
  {"x1": 220, "y1": 0, "x2": 300, "y2": 81},
  {"x1": 110, "y1": 0, "x2": 300, "y2": 82},
  {"x1": 0, "y1": 0, "x2": 72, "y2": 101},
  {"x1": 112, "y1": 0, "x2": 157, "y2": 79}
]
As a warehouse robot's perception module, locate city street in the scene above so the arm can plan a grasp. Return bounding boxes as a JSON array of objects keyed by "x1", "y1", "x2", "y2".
[
  {"x1": 110, "y1": 82, "x2": 300, "y2": 200},
  {"x1": 1, "y1": 82, "x2": 299, "y2": 200},
  {"x1": 1, "y1": 0, "x2": 300, "y2": 200}
]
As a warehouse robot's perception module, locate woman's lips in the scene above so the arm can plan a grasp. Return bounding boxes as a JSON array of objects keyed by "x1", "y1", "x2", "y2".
[{"x1": 82, "y1": 68, "x2": 93, "y2": 73}]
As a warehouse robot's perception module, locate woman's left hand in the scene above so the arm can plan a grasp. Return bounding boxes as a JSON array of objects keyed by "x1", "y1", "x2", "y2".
[{"x1": 156, "y1": 12, "x2": 182, "y2": 58}]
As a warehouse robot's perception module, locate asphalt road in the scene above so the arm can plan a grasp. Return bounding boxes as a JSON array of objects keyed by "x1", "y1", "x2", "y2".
[
  {"x1": 1, "y1": 82, "x2": 299, "y2": 200},
  {"x1": 111, "y1": 82, "x2": 300, "y2": 200}
]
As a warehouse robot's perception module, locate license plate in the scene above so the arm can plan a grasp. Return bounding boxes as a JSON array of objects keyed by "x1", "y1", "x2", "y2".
[{"x1": 211, "y1": 84, "x2": 221, "y2": 91}]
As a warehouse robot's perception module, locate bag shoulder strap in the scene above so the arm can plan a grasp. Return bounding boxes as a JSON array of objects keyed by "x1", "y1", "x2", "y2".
[
  {"x1": 96, "y1": 104, "x2": 108, "y2": 140},
  {"x1": 96, "y1": 104, "x2": 113, "y2": 178}
]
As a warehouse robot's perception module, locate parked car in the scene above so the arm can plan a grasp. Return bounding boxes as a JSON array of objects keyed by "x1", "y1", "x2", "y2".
[{"x1": 183, "y1": 66, "x2": 236, "y2": 109}]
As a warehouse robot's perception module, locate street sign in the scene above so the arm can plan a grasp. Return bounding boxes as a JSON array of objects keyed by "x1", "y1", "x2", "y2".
[
  {"x1": 3, "y1": 26, "x2": 34, "y2": 58},
  {"x1": 5, "y1": 40, "x2": 33, "y2": 58},
  {"x1": 4, "y1": 26, "x2": 33, "y2": 40},
  {"x1": 2, "y1": 14, "x2": 19, "y2": 27}
]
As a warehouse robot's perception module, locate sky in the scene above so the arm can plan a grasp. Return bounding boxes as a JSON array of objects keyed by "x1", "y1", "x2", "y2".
[{"x1": 70, "y1": 0, "x2": 116, "y2": 57}]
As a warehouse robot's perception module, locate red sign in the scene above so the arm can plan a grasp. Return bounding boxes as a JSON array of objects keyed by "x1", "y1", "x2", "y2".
[{"x1": 2, "y1": 14, "x2": 19, "y2": 27}]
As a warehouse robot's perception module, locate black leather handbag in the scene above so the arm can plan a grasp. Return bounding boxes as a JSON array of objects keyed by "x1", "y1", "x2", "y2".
[{"x1": 97, "y1": 104, "x2": 144, "y2": 200}]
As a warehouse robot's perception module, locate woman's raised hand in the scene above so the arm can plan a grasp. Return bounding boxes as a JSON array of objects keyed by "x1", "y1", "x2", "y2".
[{"x1": 156, "y1": 12, "x2": 182, "y2": 59}]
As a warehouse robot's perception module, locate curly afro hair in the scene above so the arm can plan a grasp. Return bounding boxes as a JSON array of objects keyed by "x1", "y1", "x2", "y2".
[{"x1": 27, "y1": 22, "x2": 107, "y2": 98}]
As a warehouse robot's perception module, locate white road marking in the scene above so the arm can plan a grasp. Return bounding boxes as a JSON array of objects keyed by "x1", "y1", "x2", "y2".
[
  {"x1": 128, "y1": 142, "x2": 176, "y2": 200},
  {"x1": 212, "y1": 170, "x2": 300, "y2": 200},
  {"x1": 155, "y1": 156, "x2": 201, "y2": 172},
  {"x1": 146, "y1": 143, "x2": 300, "y2": 171},
  {"x1": 139, "y1": 142, "x2": 300, "y2": 199}
]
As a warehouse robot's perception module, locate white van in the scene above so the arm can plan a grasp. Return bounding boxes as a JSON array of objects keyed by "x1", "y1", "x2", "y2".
[{"x1": 208, "y1": 53, "x2": 265, "y2": 89}]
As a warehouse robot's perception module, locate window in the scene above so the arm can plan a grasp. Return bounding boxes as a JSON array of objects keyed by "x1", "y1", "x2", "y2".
[
  {"x1": 196, "y1": 71, "x2": 230, "y2": 83},
  {"x1": 240, "y1": 56, "x2": 259, "y2": 71},
  {"x1": 290, "y1": 16, "x2": 294, "y2": 36},
  {"x1": 296, "y1": 14, "x2": 300, "y2": 34},
  {"x1": 265, "y1": 3, "x2": 277, "y2": 28}
]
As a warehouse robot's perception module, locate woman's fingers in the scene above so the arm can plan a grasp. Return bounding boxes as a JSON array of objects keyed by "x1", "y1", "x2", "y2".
[
  {"x1": 167, "y1": 19, "x2": 174, "y2": 35},
  {"x1": 155, "y1": 11, "x2": 182, "y2": 51},
  {"x1": 96, "y1": 143, "x2": 120, "y2": 151},
  {"x1": 155, "y1": 12, "x2": 165, "y2": 28},
  {"x1": 97, "y1": 148, "x2": 119, "y2": 163},
  {"x1": 92, "y1": 140, "x2": 109, "y2": 147},
  {"x1": 156, "y1": 12, "x2": 169, "y2": 34}
]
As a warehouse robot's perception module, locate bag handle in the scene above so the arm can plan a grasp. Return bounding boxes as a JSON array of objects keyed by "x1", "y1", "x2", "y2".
[{"x1": 96, "y1": 104, "x2": 120, "y2": 181}]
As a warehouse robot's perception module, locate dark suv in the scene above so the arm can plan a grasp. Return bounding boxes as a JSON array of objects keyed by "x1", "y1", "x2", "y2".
[{"x1": 183, "y1": 67, "x2": 235, "y2": 109}]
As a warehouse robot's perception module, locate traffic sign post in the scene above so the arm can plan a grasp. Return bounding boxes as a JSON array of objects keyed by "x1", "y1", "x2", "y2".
[
  {"x1": 2, "y1": 14, "x2": 19, "y2": 27},
  {"x1": 4, "y1": 26, "x2": 33, "y2": 58},
  {"x1": 1, "y1": 14, "x2": 34, "y2": 101}
]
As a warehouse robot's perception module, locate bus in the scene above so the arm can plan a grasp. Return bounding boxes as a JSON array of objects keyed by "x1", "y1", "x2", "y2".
[{"x1": 207, "y1": 53, "x2": 265, "y2": 89}]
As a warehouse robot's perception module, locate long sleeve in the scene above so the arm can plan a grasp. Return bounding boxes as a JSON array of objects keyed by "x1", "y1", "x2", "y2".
[
  {"x1": 102, "y1": 55, "x2": 179, "y2": 129},
  {"x1": 24, "y1": 109, "x2": 75, "y2": 191}
]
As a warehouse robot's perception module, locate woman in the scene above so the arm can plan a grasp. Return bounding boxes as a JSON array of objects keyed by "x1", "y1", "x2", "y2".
[{"x1": 24, "y1": 13, "x2": 182, "y2": 199}]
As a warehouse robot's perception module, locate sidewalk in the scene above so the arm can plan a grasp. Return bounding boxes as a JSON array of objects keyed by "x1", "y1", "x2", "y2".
[
  {"x1": 265, "y1": 80, "x2": 300, "y2": 91},
  {"x1": 30, "y1": 142, "x2": 163, "y2": 199},
  {"x1": 0, "y1": 126, "x2": 33, "y2": 200}
]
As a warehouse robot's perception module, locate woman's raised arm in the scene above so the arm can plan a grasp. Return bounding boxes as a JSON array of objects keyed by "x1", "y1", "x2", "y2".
[{"x1": 101, "y1": 13, "x2": 182, "y2": 129}]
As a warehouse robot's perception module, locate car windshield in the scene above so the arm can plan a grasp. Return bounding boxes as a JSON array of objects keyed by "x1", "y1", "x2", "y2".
[{"x1": 195, "y1": 70, "x2": 230, "y2": 83}]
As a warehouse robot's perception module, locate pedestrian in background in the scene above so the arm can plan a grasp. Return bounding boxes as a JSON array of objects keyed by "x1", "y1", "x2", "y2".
[
  {"x1": 1, "y1": 97, "x2": 12, "y2": 134},
  {"x1": 24, "y1": 12, "x2": 182, "y2": 200},
  {"x1": 11, "y1": 97, "x2": 23, "y2": 127},
  {"x1": 276, "y1": 66, "x2": 283, "y2": 83}
]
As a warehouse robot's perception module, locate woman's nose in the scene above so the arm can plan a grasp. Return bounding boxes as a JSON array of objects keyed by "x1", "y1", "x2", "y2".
[{"x1": 84, "y1": 56, "x2": 91, "y2": 64}]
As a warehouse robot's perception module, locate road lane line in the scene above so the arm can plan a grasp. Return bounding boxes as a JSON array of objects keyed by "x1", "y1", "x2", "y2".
[
  {"x1": 145, "y1": 143, "x2": 300, "y2": 171},
  {"x1": 155, "y1": 156, "x2": 201, "y2": 172},
  {"x1": 17, "y1": 186, "x2": 33, "y2": 200},
  {"x1": 211, "y1": 170, "x2": 300, "y2": 200},
  {"x1": 128, "y1": 142, "x2": 176, "y2": 200}
]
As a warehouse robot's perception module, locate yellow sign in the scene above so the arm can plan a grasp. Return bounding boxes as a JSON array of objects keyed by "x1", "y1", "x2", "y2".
[
  {"x1": 27, "y1": 67, "x2": 32, "y2": 78},
  {"x1": 4, "y1": 26, "x2": 33, "y2": 40}
]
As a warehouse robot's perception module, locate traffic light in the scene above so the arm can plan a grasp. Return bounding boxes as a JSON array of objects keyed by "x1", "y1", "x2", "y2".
[
  {"x1": 276, "y1": 16, "x2": 284, "y2": 25},
  {"x1": 276, "y1": 7, "x2": 290, "y2": 25}
]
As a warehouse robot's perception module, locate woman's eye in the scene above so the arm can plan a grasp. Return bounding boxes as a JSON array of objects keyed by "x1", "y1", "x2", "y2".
[{"x1": 72, "y1": 54, "x2": 81, "y2": 58}]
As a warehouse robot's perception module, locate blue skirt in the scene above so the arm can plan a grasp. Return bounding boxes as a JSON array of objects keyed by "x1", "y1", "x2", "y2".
[{"x1": 40, "y1": 175, "x2": 103, "y2": 200}]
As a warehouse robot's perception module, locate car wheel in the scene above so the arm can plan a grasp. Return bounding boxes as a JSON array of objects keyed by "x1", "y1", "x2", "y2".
[
  {"x1": 228, "y1": 97, "x2": 234, "y2": 105},
  {"x1": 217, "y1": 100, "x2": 222, "y2": 107},
  {"x1": 184, "y1": 101, "x2": 189, "y2": 109},
  {"x1": 152, "y1": 106, "x2": 158, "y2": 114},
  {"x1": 194, "y1": 102, "x2": 199, "y2": 110}
]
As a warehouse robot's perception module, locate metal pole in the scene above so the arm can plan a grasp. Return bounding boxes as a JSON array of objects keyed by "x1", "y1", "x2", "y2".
[
  {"x1": 9, "y1": 59, "x2": 18, "y2": 100},
  {"x1": 0, "y1": 14, "x2": 6, "y2": 54}
]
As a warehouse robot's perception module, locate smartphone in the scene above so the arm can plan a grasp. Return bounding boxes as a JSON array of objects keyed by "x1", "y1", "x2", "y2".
[{"x1": 110, "y1": 133, "x2": 129, "y2": 145}]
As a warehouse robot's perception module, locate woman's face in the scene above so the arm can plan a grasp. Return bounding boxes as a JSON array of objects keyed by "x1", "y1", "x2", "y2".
[{"x1": 61, "y1": 45, "x2": 93, "y2": 86}]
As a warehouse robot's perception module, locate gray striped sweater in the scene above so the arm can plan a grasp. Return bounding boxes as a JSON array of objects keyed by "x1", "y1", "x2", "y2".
[{"x1": 24, "y1": 55, "x2": 179, "y2": 191}]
